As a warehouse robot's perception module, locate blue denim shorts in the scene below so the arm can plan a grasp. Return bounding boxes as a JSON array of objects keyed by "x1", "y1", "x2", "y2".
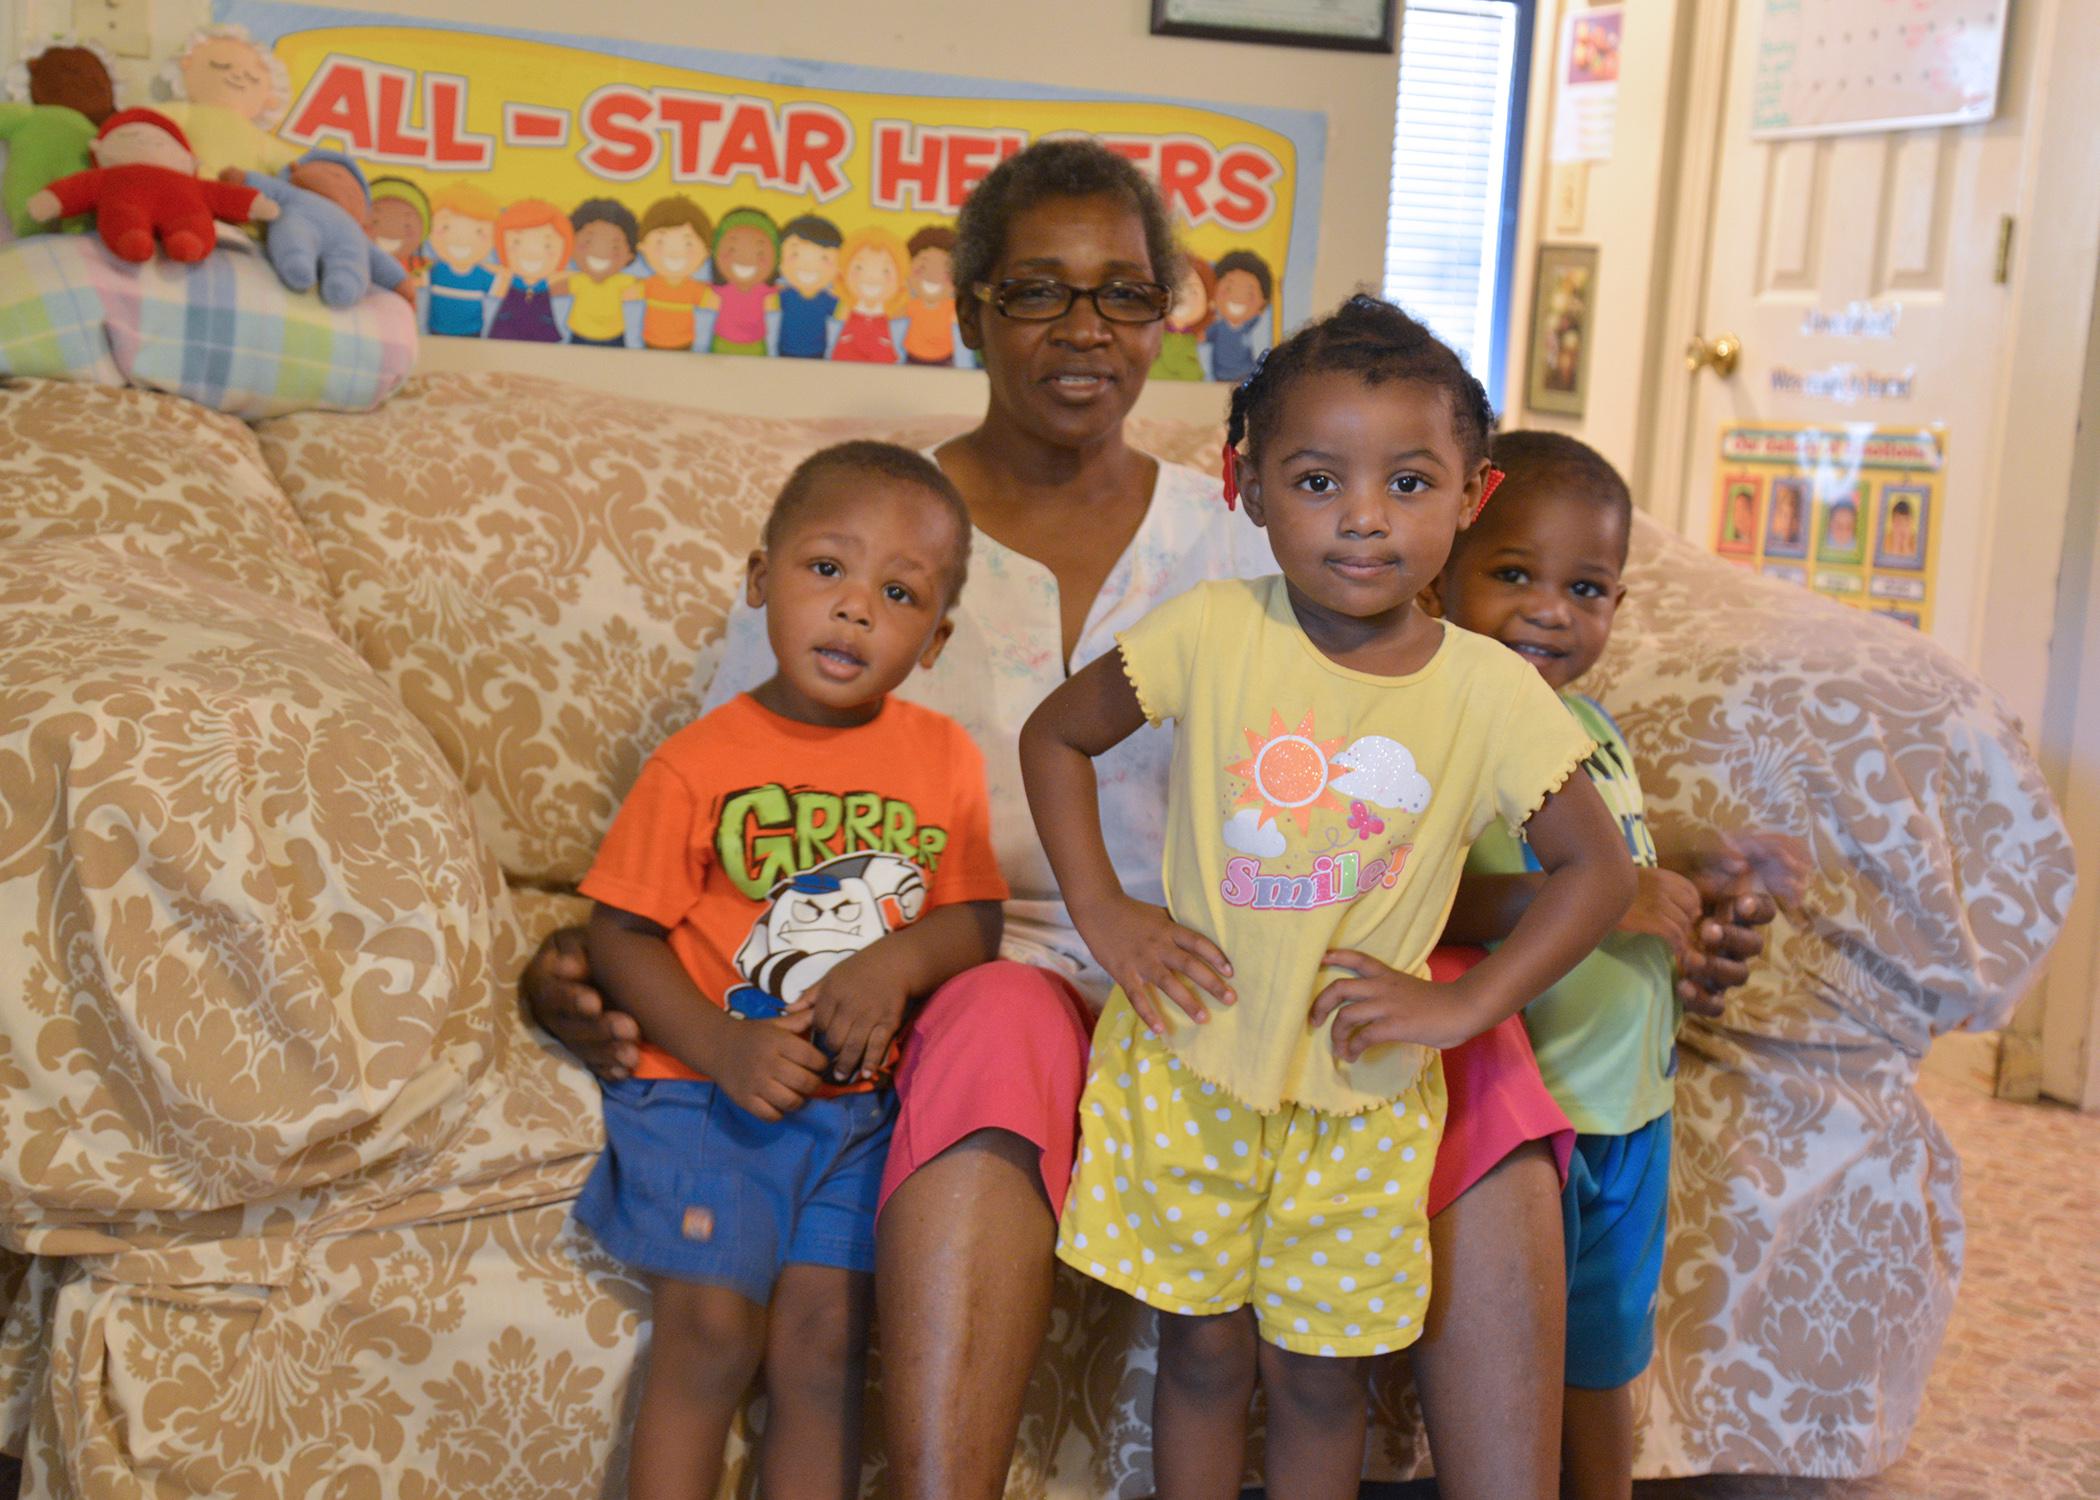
[
  {"x1": 573, "y1": 1076, "x2": 896, "y2": 1305},
  {"x1": 1561, "y1": 1111, "x2": 1672, "y2": 1389}
]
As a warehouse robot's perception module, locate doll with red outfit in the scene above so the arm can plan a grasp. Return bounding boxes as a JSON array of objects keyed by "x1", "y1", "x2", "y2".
[{"x1": 25, "y1": 106, "x2": 276, "y2": 262}]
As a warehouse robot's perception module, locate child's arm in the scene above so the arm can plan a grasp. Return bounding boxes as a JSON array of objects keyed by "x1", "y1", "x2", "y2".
[
  {"x1": 798, "y1": 900, "x2": 1003, "y2": 1083},
  {"x1": 1445, "y1": 866, "x2": 1702, "y2": 962},
  {"x1": 1314, "y1": 774, "x2": 1635, "y2": 1058},
  {"x1": 1019, "y1": 651, "x2": 1235, "y2": 1037},
  {"x1": 585, "y1": 902, "x2": 831, "y2": 1121}
]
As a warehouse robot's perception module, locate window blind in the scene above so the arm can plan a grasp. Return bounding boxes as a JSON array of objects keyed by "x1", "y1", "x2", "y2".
[{"x1": 1383, "y1": 0, "x2": 1523, "y2": 393}]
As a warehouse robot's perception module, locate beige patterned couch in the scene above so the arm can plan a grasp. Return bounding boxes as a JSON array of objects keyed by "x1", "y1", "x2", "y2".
[{"x1": 0, "y1": 372, "x2": 2073, "y2": 1497}]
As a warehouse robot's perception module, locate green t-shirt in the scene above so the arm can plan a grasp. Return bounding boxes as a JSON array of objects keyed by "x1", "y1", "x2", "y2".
[{"x1": 1465, "y1": 692, "x2": 1678, "y2": 1135}]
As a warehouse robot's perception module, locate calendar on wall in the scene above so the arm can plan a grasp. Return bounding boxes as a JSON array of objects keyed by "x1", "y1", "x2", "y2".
[{"x1": 1750, "y1": 0, "x2": 2008, "y2": 139}]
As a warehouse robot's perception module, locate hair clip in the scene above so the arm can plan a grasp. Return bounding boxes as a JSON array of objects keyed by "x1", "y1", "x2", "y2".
[
  {"x1": 1221, "y1": 441, "x2": 1240, "y2": 510},
  {"x1": 1472, "y1": 466, "x2": 1506, "y2": 522}
]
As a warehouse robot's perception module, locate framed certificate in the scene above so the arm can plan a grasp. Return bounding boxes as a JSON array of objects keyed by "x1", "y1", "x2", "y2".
[{"x1": 1150, "y1": 0, "x2": 1398, "y2": 54}]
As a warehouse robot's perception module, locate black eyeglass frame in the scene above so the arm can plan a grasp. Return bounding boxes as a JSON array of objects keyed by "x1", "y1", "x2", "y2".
[{"x1": 972, "y1": 277, "x2": 1175, "y2": 324}]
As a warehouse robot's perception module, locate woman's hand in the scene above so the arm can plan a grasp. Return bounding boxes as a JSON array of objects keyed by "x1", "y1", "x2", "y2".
[
  {"x1": 1621, "y1": 867, "x2": 1703, "y2": 962},
  {"x1": 1311, "y1": 950, "x2": 1495, "y2": 1058},
  {"x1": 711, "y1": 1009, "x2": 831, "y2": 1123},
  {"x1": 1073, "y1": 895, "x2": 1235, "y2": 1036},
  {"x1": 521, "y1": 926, "x2": 641, "y2": 1079},
  {"x1": 1668, "y1": 835, "x2": 1808, "y2": 1017}
]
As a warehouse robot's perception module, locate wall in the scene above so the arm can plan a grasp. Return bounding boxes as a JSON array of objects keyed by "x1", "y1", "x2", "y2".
[
  {"x1": 5, "y1": 0, "x2": 1403, "y2": 426},
  {"x1": 1499, "y1": 0, "x2": 1688, "y2": 500}
]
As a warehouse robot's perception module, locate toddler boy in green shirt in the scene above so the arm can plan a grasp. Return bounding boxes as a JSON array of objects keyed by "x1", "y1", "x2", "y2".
[{"x1": 1434, "y1": 431, "x2": 1793, "y2": 1500}]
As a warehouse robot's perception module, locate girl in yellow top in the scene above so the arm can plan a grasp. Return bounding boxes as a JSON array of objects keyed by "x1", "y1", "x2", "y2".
[{"x1": 1019, "y1": 294, "x2": 1636, "y2": 1499}]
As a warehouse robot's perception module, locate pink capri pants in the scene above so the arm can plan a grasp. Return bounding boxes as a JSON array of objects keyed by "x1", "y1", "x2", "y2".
[{"x1": 877, "y1": 951, "x2": 1573, "y2": 1219}]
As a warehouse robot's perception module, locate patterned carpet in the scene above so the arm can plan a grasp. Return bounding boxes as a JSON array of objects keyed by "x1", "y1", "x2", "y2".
[{"x1": 1, "y1": 1076, "x2": 2089, "y2": 1500}]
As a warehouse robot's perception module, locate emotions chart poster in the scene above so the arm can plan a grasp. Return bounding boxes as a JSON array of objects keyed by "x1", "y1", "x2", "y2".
[{"x1": 1710, "y1": 423, "x2": 1943, "y2": 630}]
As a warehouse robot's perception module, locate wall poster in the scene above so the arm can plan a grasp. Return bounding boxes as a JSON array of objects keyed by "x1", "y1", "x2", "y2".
[
  {"x1": 1710, "y1": 423, "x2": 1943, "y2": 630},
  {"x1": 219, "y1": 1, "x2": 1325, "y2": 379}
]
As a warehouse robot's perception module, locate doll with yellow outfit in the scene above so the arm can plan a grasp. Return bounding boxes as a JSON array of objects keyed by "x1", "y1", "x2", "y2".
[{"x1": 1020, "y1": 295, "x2": 1635, "y2": 1500}]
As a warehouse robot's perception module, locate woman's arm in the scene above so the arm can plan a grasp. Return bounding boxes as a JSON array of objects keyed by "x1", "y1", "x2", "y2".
[
  {"x1": 1019, "y1": 652, "x2": 1234, "y2": 1035},
  {"x1": 1317, "y1": 774, "x2": 1635, "y2": 1057},
  {"x1": 585, "y1": 903, "x2": 829, "y2": 1121}
]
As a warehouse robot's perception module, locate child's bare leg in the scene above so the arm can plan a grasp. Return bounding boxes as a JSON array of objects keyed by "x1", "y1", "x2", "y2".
[
  {"x1": 1560, "y1": 1382, "x2": 1634, "y2": 1500},
  {"x1": 759, "y1": 1264, "x2": 875, "y2": 1500},
  {"x1": 1255, "y1": 1343, "x2": 1368, "y2": 1500},
  {"x1": 630, "y1": 1278, "x2": 766, "y2": 1500},
  {"x1": 1153, "y1": 1306, "x2": 1259, "y2": 1500}
]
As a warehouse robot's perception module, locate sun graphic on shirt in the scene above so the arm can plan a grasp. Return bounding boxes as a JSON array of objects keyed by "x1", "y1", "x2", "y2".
[{"x1": 1227, "y1": 710, "x2": 1346, "y2": 836}]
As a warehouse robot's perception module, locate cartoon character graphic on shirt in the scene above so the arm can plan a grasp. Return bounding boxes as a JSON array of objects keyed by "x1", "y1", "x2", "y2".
[
  {"x1": 725, "y1": 852, "x2": 928, "y2": 1019},
  {"x1": 1217, "y1": 712, "x2": 1431, "y2": 910}
]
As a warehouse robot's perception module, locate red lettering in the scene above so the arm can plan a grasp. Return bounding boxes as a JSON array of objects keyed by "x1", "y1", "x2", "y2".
[
  {"x1": 709, "y1": 101, "x2": 778, "y2": 184},
  {"x1": 1099, "y1": 136, "x2": 1153, "y2": 168},
  {"x1": 874, "y1": 121, "x2": 942, "y2": 211},
  {"x1": 1214, "y1": 148, "x2": 1277, "y2": 229},
  {"x1": 658, "y1": 93, "x2": 724, "y2": 178},
  {"x1": 284, "y1": 58, "x2": 373, "y2": 151},
  {"x1": 373, "y1": 70, "x2": 428, "y2": 158},
  {"x1": 426, "y1": 76, "x2": 491, "y2": 168},
  {"x1": 580, "y1": 87, "x2": 655, "y2": 179},
  {"x1": 944, "y1": 132, "x2": 1004, "y2": 209},
  {"x1": 781, "y1": 106, "x2": 850, "y2": 201},
  {"x1": 1157, "y1": 139, "x2": 1212, "y2": 222}
]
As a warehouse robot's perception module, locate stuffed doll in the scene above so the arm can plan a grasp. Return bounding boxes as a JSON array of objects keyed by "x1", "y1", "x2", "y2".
[
  {"x1": 155, "y1": 24, "x2": 298, "y2": 181},
  {"x1": 230, "y1": 148, "x2": 407, "y2": 306},
  {"x1": 27, "y1": 107, "x2": 276, "y2": 262},
  {"x1": 0, "y1": 39, "x2": 118, "y2": 237}
]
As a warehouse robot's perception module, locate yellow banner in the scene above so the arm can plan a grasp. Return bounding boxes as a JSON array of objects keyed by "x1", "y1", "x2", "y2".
[{"x1": 229, "y1": 3, "x2": 1320, "y2": 375}]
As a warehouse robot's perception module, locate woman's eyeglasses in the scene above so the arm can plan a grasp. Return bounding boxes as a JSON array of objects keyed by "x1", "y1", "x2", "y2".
[{"x1": 975, "y1": 278, "x2": 1173, "y2": 324}]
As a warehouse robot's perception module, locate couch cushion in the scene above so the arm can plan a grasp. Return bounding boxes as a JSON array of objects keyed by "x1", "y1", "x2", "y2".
[
  {"x1": 255, "y1": 373, "x2": 965, "y2": 889},
  {"x1": 0, "y1": 377, "x2": 337, "y2": 623},
  {"x1": 0, "y1": 533, "x2": 570, "y2": 1241}
]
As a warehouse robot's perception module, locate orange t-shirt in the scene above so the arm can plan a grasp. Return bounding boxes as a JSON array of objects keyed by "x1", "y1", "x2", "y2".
[
  {"x1": 902, "y1": 295, "x2": 956, "y2": 362},
  {"x1": 641, "y1": 275, "x2": 708, "y2": 349},
  {"x1": 579, "y1": 693, "x2": 1009, "y2": 1087}
]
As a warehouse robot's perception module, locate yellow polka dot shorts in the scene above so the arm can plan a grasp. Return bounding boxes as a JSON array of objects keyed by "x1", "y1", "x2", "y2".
[{"x1": 1055, "y1": 1000, "x2": 1446, "y2": 1357}]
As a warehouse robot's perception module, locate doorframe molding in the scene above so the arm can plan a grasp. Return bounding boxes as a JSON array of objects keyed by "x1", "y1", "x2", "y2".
[
  {"x1": 2003, "y1": 0, "x2": 2100, "y2": 1109},
  {"x1": 1637, "y1": 0, "x2": 1735, "y2": 537}
]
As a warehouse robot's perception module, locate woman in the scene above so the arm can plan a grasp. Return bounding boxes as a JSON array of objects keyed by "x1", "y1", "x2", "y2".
[{"x1": 526, "y1": 139, "x2": 1776, "y2": 1499}]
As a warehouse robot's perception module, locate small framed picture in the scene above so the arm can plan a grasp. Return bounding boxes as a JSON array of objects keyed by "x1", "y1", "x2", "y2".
[
  {"x1": 1814, "y1": 483, "x2": 1867, "y2": 566},
  {"x1": 1874, "y1": 483, "x2": 1931, "y2": 571},
  {"x1": 1763, "y1": 476, "x2": 1810, "y2": 559},
  {"x1": 1715, "y1": 475, "x2": 1760, "y2": 556},
  {"x1": 1526, "y1": 244, "x2": 1598, "y2": 416},
  {"x1": 1150, "y1": 0, "x2": 1397, "y2": 53}
]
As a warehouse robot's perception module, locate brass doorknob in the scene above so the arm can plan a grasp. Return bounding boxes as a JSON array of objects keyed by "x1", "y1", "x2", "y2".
[{"x1": 1685, "y1": 332, "x2": 1741, "y2": 377}]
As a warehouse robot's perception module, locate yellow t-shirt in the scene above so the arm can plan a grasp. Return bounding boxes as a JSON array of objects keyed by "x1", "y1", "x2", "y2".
[
  {"x1": 566, "y1": 272, "x2": 638, "y2": 342},
  {"x1": 1115, "y1": 576, "x2": 1592, "y2": 1115}
]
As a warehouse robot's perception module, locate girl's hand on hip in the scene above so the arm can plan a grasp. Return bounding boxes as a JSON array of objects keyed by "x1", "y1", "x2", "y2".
[
  {"x1": 1313, "y1": 950, "x2": 1489, "y2": 1057},
  {"x1": 1074, "y1": 895, "x2": 1235, "y2": 1036}
]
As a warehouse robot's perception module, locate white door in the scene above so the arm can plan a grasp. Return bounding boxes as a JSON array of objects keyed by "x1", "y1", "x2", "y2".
[{"x1": 1660, "y1": 1, "x2": 2031, "y2": 661}]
